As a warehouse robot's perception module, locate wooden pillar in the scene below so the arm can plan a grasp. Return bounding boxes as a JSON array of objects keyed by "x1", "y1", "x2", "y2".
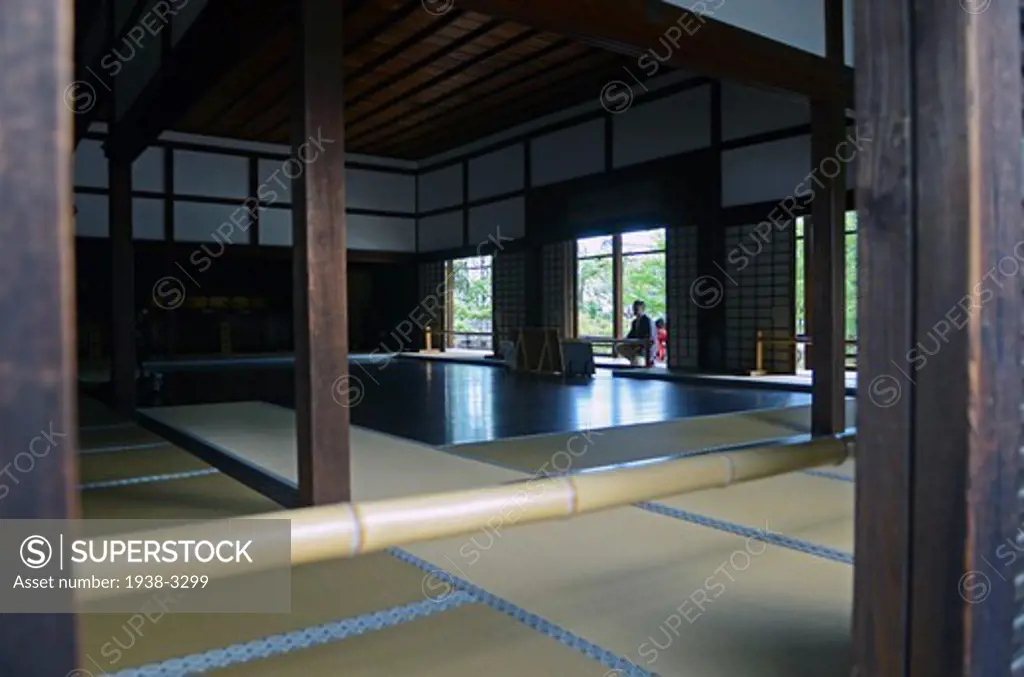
[
  {"x1": 163, "y1": 146, "x2": 179, "y2": 356},
  {"x1": 808, "y1": 98, "x2": 845, "y2": 434},
  {"x1": 292, "y1": 0, "x2": 350, "y2": 506},
  {"x1": 854, "y1": 0, "x2": 1022, "y2": 674},
  {"x1": 809, "y1": 0, "x2": 847, "y2": 435},
  {"x1": 612, "y1": 234, "x2": 623, "y2": 337},
  {"x1": 109, "y1": 157, "x2": 136, "y2": 414},
  {"x1": 697, "y1": 81, "x2": 726, "y2": 373},
  {"x1": 0, "y1": 0, "x2": 79, "y2": 671}
]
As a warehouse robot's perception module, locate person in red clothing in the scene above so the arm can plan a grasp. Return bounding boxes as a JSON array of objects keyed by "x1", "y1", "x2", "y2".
[{"x1": 655, "y1": 318, "x2": 668, "y2": 363}]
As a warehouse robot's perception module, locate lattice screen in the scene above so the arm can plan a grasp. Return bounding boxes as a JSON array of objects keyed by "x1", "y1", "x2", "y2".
[
  {"x1": 667, "y1": 225, "x2": 699, "y2": 369},
  {"x1": 417, "y1": 261, "x2": 447, "y2": 351},
  {"x1": 542, "y1": 242, "x2": 574, "y2": 338},
  {"x1": 721, "y1": 222, "x2": 795, "y2": 373},
  {"x1": 492, "y1": 251, "x2": 529, "y2": 347}
]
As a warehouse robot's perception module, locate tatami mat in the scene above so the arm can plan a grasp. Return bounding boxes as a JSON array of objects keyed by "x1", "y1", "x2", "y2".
[
  {"x1": 79, "y1": 446, "x2": 211, "y2": 484},
  {"x1": 207, "y1": 604, "x2": 614, "y2": 677},
  {"x1": 138, "y1": 402, "x2": 523, "y2": 498},
  {"x1": 76, "y1": 398, "x2": 856, "y2": 677},
  {"x1": 78, "y1": 396, "x2": 126, "y2": 427},
  {"x1": 80, "y1": 425, "x2": 163, "y2": 450},
  {"x1": 445, "y1": 400, "x2": 857, "y2": 474},
  {"x1": 80, "y1": 473, "x2": 277, "y2": 520},
  {"x1": 78, "y1": 554, "x2": 441, "y2": 672},
  {"x1": 403, "y1": 503, "x2": 852, "y2": 677},
  {"x1": 655, "y1": 469, "x2": 855, "y2": 553}
]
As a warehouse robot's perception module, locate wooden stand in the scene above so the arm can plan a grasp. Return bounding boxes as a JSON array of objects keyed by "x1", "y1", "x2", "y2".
[{"x1": 515, "y1": 327, "x2": 563, "y2": 374}]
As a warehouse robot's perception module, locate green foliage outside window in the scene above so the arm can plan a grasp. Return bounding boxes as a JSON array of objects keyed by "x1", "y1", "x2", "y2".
[
  {"x1": 794, "y1": 211, "x2": 858, "y2": 342},
  {"x1": 577, "y1": 228, "x2": 666, "y2": 337},
  {"x1": 450, "y1": 256, "x2": 492, "y2": 337}
]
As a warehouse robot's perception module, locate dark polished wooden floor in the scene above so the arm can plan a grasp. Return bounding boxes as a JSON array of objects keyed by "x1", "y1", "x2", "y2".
[{"x1": 95, "y1": 355, "x2": 812, "y2": 446}]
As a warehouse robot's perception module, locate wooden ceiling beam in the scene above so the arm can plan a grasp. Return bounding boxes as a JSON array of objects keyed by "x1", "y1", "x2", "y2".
[
  {"x1": 352, "y1": 37, "x2": 581, "y2": 148},
  {"x1": 344, "y1": 0, "x2": 419, "y2": 55},
  {"x1": 103, "y1": 0, "x2": 389, "y2": 161},
  {"x1": 241, "y1": 10, "x2": 492, "y2": 141},
  {"x1": 346, "y1": 9, "x2": 462, "y2": 84},
  {"x1": 451, "y1": 0, "x2": 850, "y2": 103},
  {"x1": 373, "y1": 52, "x2": 625, "y2": 157},
  {"x1": 346, "y1": 18, "x2": 504, "y2": 110},
  {"x1": 183, "y1": 29, "x2": 293, "y2": 131},
  {"x1": 73, "y1": 0, "x2": 155, "y2": 148},
  {"x1": 347, "y1": 27, "x2": 543, "y2": 137},
  {"x1": 104, "y1": 0, "x2": 288, "y2": 162}
]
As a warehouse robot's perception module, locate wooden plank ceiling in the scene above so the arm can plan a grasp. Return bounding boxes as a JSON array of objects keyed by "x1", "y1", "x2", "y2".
[{"x1": 174, "y1": 0, "x2": 642, "y2": 158}]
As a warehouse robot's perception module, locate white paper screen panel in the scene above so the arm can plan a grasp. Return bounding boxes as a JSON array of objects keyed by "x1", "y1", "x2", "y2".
[
  {"x1": 530, "y1": 119, "x2": 605, "y2": 187},
  {"x1": 660, "y1": 0, "x2": 825, "y2": 56},
  {"x1": 613, "y1": 86, "x2": 711, "y2": 168},
  {"x1": 349, "y1": 215, "x2": 416, "y2": 251},
  {"x1": 468, "y1": 144, "x2": 524, "y2": 200},
  {"x1": 75, "y1": 193, "x2": 109, "y2": 237},
  {"x1": 174, "y1": 201, "x2": 251, "y2": 244},
  {"x1": 75, "y1": 139, "x2": 107, "y2": 188},
  {"x1": 418, "y1": 211, "x2": 463, "y2": 252},
  {"x1": 174, "y1": 150, "x2": 248, "y2": 198},
  {"x1": 721, "y1": 135, "x2": 811, "y2": 207},
  {"x1": 844, "y1": 0, "x2": 853, "y2": 66},
  {"x1": 418, "y1": 164, "x2": 463, "y2": 211},
  {"x1": 259, "y1": 208, "x2": 292, "y2": 246},
  {"x1": 347, "y1": 169, "x2": 416, "y2": 213},
  {"x1": 721, "y1": 83, "x2": 810, "y2": 141},
  {"x1": 133, "y1": 198, "x2": 164, "y2": 240},
  {"x1": 133, "y1": 147, "x2": 164, "y2": 192},
  {"x1": 468, "y1": 196, "x2": 525, "y2": 245},
  {"x1": 256, "y1": 158, "x2": 291, "y2": 205}
]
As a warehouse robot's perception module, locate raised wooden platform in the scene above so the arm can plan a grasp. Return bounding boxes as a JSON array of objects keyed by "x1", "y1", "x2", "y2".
[{"x1": 77, "y1": 405, "x2": 856, "y2": 677}]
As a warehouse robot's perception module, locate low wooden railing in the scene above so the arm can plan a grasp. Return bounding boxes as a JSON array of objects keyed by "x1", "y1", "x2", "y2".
[
  {"x1": 422, "y1": 327, "x2": 492, "y2": 352},
  {"x1": 753, "y1": 331, "x2": 858, "y2": 375}
]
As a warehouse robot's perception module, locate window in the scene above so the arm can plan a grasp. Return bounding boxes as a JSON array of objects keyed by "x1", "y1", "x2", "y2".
[
  {"x1": 620, "y1": 228, "x2": 666, "y2": 329},
  {"x1": 447, "y1": 255, "x2": 493, "y2": 351},
  {"x1": 576, "y1": 227, "x2": 667, "y2": 361},
  {"x1": 794, "y1": 212, "x2": 858, "y2": 370},
  {"x1": 576, "y1": 235, "x2": 614, "y2": 337}
]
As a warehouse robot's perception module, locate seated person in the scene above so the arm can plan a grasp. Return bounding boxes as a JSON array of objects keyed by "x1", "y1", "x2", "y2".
[
  {"x1": 615, "y1": 300, "x2": 656, "y2": 366},
  {"x1": 656, "y1": 318, "x2": 668, "y2": 362}
]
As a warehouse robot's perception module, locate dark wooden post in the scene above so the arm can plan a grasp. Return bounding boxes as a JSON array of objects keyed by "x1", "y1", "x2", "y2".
[
  {"x1": 109, "y1": 158, "x2": 136, "y2": 414},
  {"x1": 612, "y1": 234, "x2": 623, "y2": 338},
  {"x1": 697, "y1": 80, "x2": 725, "y2": 373},
  {"x1": 293, "y1": 0, "x2": 350, "y2": 505},
  {"x1": 854, "y1": 0, "x2": 1022, "y2": 674},
  {"x1": 0, "y1": 0, "x2": 80, "y2": 671},
  {"x1": 808, "y1": 97, "x2": 846, "y2": 434},
  {"x1": 809, "y1": 0, "x2": 847, "y2": 435}
]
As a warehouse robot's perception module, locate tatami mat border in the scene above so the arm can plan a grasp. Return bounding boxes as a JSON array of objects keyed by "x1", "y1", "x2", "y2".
[
  {"x1": 803, "y1": 469, "x2": 855, "y2": 483},
  {"x1": 635, "y1": 502, "x2": 854, "y2": 565},
  {"x1": 81, "y1": 422, "x2": 135, "y2": 432},
  {"x1": 104, "y1": 593, "x2": 475, "y2": 677},
  {"x1": 388, "y1": 548, "x2": 658, "y2": 677},
  {"x1": 80, "y1": 442, "x2": 170, "y2": 455},
  {"x1": 79, "y1": 469, "x2": 221, "y2": 491}
]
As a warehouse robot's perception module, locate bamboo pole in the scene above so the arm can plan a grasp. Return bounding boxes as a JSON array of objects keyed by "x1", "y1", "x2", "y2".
[{"x1": 75, "y1": 435, "x2": 852, "y2": 601}]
